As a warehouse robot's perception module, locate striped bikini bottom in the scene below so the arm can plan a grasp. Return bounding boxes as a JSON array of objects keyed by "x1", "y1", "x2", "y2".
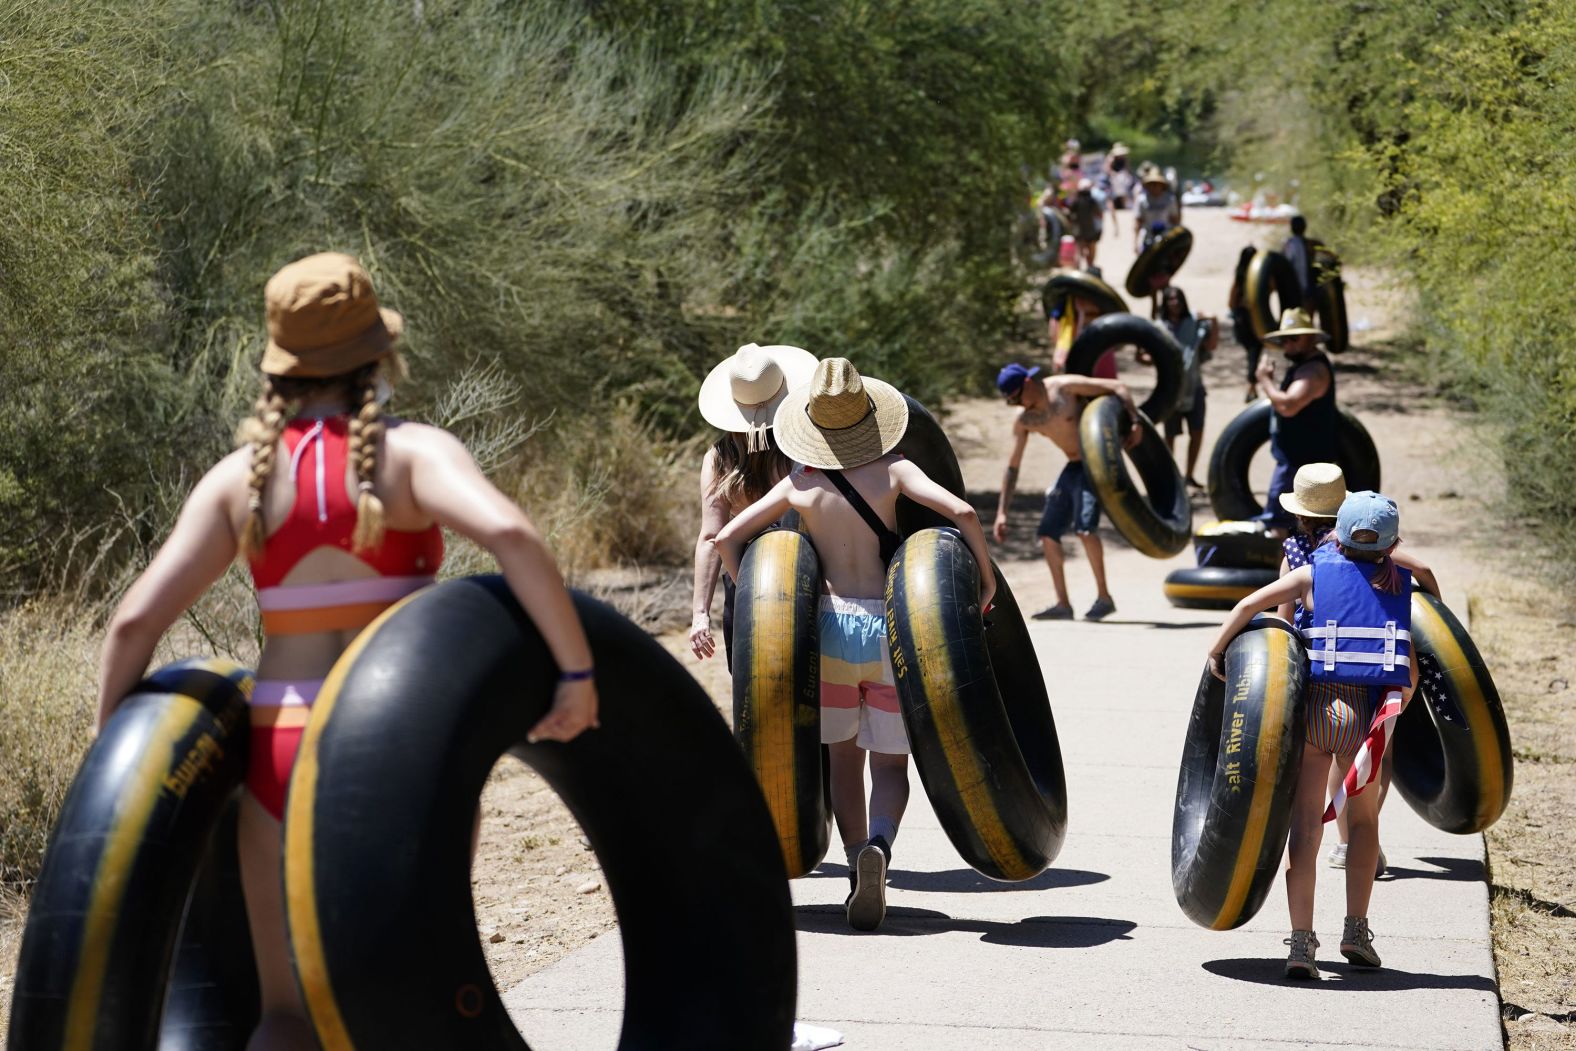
[{"x1": 1304, "y1": 682, "x2": 1378, "y2": 758}]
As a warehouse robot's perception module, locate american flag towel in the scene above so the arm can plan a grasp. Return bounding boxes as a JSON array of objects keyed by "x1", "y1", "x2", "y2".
[{"x1": 1323, "y1": 688, "x2": 1406, "y2": 823}]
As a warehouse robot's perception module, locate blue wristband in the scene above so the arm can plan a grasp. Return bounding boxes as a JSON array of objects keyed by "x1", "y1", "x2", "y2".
[{"x1": 558, "y1": 668, "x2": 595, "y2": 683}]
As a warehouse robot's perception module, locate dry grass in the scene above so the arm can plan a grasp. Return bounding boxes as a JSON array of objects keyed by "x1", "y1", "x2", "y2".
[{"x1": 1471, "y1": 580, "x2": 1576, "y2": 1047}]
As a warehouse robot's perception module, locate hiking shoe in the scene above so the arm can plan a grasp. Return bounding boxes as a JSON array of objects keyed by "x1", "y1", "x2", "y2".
[
  {"x1": 1341, "y1": 916, "x2": 1381, "y2": 968},
  {"x1": 847, "y1": 837, "x2": 890, "y2": 932},
  {"x1": 1283, "y1": 930, "x2": 1320, "y2": 980},
  {"x1": 1327, "y1": 843, "x2": 1348, "y2": 869},
  {"x1": 1084, "y1": 596, "x2": 1116, "y2": 621},
  {"x1": 1031, "y1": 604, "x2": 1074, "y2": 621},
  {"x1": 1375, "y1": 848, "x2": 1388, "y2": 879}
]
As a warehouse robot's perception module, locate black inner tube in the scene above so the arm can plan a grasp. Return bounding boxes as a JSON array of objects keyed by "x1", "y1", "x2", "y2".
[
  {"x1": 1171, "y1": 617, "x2": 1308, "y2": 930},
  {"x1": 285, "y1": 578, "x2": 797, "y2": 1050},
  {"x1": 1125, "y1": 226, "x2": 1193, "y2": 297},
  {"x1": 1206, "y1": 400, "x2": 1381, "y2": 523},
  {"x1": 9, "y1": 660, "x2": 254, "y2": 1051},
  {"x1": 1078, "y1": 395, "x2": 1191, "y2": 558},
  {"x1": 1065, "y1": 313, "x2": 1185, "y2": 424}
]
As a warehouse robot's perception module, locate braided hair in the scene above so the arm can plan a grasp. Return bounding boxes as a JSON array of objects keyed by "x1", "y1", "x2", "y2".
[{"x1": 235, "y1": 357, "x2": 397, "y2": 560}]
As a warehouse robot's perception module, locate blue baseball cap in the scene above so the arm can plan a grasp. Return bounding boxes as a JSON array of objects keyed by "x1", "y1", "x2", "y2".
[
  {"x1": 996, "y1": 363, "x2": 1042, "y2": 397},
  {"x1": 1336, "y1": 490, "x2": 1400, "y2": 551}
]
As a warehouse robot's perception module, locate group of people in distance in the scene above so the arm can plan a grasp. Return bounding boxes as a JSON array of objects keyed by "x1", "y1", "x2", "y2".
[{"x1": 1037, "y1": 139, "x2": 1183, "y2": 268}]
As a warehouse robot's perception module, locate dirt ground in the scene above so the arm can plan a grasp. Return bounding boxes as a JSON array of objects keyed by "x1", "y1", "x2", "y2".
[{"x1": 3, "y1": 211, "x2": 1571, "y2": 1047}]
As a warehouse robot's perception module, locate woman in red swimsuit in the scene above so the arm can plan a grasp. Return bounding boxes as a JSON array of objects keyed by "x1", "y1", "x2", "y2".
[{"x1": 94, "y1": 253, "x2": 598, "y2": 1048}]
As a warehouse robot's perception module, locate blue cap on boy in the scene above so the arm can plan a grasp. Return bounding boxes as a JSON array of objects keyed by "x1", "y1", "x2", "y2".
[
  {"x1": 1336, "y1": 490, "x2": 1400, "y2": 551},
  {"x1": 996, "y1": 363, "x2": 1042, "y2": 397}
]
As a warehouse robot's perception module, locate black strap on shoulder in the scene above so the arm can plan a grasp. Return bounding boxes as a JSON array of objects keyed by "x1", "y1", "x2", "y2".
[{"x1": 820, "y1": 469, "x2": 903, "y2": 566}]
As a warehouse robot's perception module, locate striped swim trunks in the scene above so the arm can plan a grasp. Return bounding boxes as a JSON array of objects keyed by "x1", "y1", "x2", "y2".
[
  {"x1": 818, "y1": 595, "x2": 909, "y2": 755},
  {"x1": 1305, "y1": 681, "x2": 1377, "y2": 758}
]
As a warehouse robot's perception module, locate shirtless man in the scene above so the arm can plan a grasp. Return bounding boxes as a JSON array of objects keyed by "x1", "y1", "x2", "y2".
[
  {"x1": 717, "y1": 358, "x2": 994, "y2": 932},
  {"x1": 993, "y1": 362, "x2": 1139, "y2": 621}
]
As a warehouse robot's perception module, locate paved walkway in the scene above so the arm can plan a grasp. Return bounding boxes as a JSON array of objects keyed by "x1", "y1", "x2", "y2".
[{"x1": 504, "y1": 551, "x2": 1500, "y2": 1049}]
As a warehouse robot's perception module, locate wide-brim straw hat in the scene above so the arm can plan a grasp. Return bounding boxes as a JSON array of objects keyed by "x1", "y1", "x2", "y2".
[
  {"x1": 772, "y1": 358, "x2": 909, "y2": 471},
  {"x1": 1263, "y1": 307, "x2": 1330, "y2": 344},
  {"x1": 1279, "y1": 462, "x2": 1348, "y2": 517},
  {"x1": 698, "y1": 343, "x2": 818, "y2": 438},
  {"x1": 1110, "y1": 142, "x2": 1130, "y2": 157},
  {"x1": 1140, "y1": 167, "x2": 1171, "y2": 188},
  {"x1": 261, "y1": 252, "x2": 403, "y2": 378}
]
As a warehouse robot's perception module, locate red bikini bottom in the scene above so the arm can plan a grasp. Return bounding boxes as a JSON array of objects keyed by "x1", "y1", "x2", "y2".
[{"x1": 247, "y1": 680, "x2": 321, "y2": 821}]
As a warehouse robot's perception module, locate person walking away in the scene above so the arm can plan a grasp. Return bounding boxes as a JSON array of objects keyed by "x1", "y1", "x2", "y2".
[
  {"x1": 1068, "y1": 178, "x2": 1103, "y2": 269},
  {"x1": 1227, "y1": 245, "x2": 1265, "y2": 402},
  {"x1": 1272, "y1": 464, "x2": 1441, "y2": 879},
  {"x1": 95, "y1": 253, "x2": 599, "y2": 1048},
  {"x1": 1207, "y1": 491, "x2": 1419, "y2": 979},
  {"x1": 1104, "y1": 143, "x2": 1133, "y2": 237},
  {"x1": 715, "y1": 359, "x2": 995, "y2": 933},
  {"x1": 1036, "y1": 183, "x2": 1065, "y2": 256},
  {"x1": 992, "y1": 363, "x2": 1140, "y2": 621},
  {"x1": 1284, "y1": 215, "x2": 1314, "y2": 300},
  {"x1": 1155, "y1": 287, "x2": 1215, "y2": 488},
  {"x1": 1058, "y1": 137, "x2": 1083, "y2": 195},
  {"x1": 690, "y1": 343, "x2": 818, "y2": 667},
  {"x1": 1253, "y1": 308, "x2": 1336, "y2": 533},
  {"x1": 1045, "y1": 274, "x2": 1119, "y2": 379}
]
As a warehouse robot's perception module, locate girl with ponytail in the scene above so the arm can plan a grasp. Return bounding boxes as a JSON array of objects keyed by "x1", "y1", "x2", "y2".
[{"x1": 96, "y1": 253, "x2": 597, "y2": 1047}]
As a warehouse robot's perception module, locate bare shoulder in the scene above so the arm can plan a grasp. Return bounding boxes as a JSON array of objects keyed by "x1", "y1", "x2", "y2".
[
  {"x1": 382, "y1": 419, "x2": 468, "y2": 460},
  {"x1": 198, "y1": 444, "x2": 251, "y2": 493}
]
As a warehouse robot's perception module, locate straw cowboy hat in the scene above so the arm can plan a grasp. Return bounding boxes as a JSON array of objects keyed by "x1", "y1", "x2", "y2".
[
  {"x1": 1262, "y1": 307, "x2": 1330, "y2": 344},
  {"x1": 698, "y1": 343, "x2": 819, "y2": 450},
  {"x1": 772, "y1": 358, "x2": 909, "y2": 471},
  {"x1": 1279, "y1": 462, "x2": 1348, "y2": 518},
  {"x1": 261, "y1": 253, "x2": 403, "y2": 378},
  {"x1": 1139, "y1": 164, "x2": 1170, "y2": 188}
]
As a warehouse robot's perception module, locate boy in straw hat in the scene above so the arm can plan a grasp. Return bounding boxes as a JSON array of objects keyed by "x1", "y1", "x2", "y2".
[
  {"x1": 716, "y1": 359, "x2": 995, "y2": 932},
  {"x1": 1254, "y1": 307, "x2": 1337, "y2": 533}
]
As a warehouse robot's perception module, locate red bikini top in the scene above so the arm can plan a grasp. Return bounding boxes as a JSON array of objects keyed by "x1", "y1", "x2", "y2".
[{"x1": 247, "y1": 416, "x2": 443, "y2": 634}]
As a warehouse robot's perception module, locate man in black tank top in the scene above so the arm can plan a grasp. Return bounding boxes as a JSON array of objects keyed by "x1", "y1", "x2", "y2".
[{"x1": 1254, "y1": 309, "x2": 1336, "y2": 531}]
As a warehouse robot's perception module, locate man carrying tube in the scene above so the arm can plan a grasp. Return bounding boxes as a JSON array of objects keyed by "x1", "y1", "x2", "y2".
[{"x1": 993, "y1": 363, "x2": 1140, "y2": 621}]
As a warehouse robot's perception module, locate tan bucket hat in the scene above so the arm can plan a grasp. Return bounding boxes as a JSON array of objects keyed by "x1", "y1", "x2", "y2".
[
  {"x1": 698, "y1": 343, "x2": 818, "y2": 451},
  {"x1": 1263, "y1": 307, "x2": 1329, "y2": 344},
  {"x1": 772, "y1": 358, "x2": 909, "y2": 471},
  {"x1": 1279, "y1": 462, "x2": 1348, "y2": 518},
  {"x1": 260, "y1": 253, "x2": 403, "y2": 377}
]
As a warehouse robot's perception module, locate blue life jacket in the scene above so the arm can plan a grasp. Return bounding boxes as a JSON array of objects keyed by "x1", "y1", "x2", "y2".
[{"x1": 1304, "y1": 544, "x2": 1413, "y2": 687}]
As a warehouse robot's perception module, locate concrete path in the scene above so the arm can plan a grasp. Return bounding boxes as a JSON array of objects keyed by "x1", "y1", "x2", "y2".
[{"x1": 504, "y1": 555, "x2": 1501, "y2": 1049}]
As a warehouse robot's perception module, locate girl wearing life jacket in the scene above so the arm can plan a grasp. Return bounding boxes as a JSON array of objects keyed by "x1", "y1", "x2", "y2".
[
  {"x1": 95, "y1": 253, "x2": 598, "y2": 1049},
  {"x1": 1206, "y1": 490, "x2": 1417, "y2": 981},
  {"x1": 1273, "y1": 464, "x2": 1442, "y2": 880}
]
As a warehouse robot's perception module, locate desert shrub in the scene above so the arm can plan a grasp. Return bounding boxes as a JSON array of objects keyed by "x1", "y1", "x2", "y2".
[{"x1": 0, "y1": 605, "x2": 102, "y2": 889}]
